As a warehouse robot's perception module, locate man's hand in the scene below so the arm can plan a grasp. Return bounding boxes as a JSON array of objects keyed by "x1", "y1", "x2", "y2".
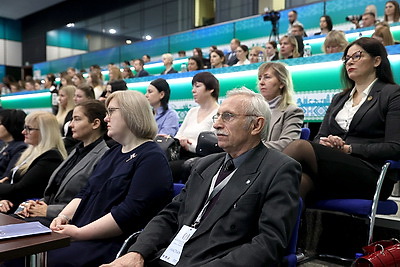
[{"x1": 100, "y1": 252, "x2": 145, "y2": 267}]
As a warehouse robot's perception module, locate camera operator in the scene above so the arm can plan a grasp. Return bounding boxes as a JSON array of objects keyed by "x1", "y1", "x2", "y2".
[{"x1": 350, "y1": 12, "x2": 376, "y2": 29}]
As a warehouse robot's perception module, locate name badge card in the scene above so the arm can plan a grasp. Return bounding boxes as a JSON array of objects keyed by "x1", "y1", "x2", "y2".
[{"x1": 160, "y1": 225, "x2": 197, "y2": 265}]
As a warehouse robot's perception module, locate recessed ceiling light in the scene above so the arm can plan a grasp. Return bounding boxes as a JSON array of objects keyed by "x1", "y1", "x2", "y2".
[
  {"x1": 66, "y1": 23, "x2": 75, "y2": 28},
  {"x1": 109, "y1": 29, "x2": 117, "y2": 34}
]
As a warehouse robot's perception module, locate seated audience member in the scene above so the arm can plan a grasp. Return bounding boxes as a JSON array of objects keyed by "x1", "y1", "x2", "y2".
[
  {"x1": 249, "y1": 46, "x2": 266, "y2": 63},
  {"x1": 64, "y1": 84, "x2": 96, "y2": 152},
  {"x1": 100, "y1": 80, "x2": 129, "y2": 103},
  {"x1": 24, "y1": 79, "x2": 35, "y2": 91},
  {"x1": 87, "y1": 71, "x2": 104, "y2": 99},
  {"x1": 0, "y1": 109, "x2": 27, "y2": 178},
  {"x1": 187, "y1": 56, "x2": 204, "y2": 71},
  {"x1": 384, "y1": 0, "x2": 400, "y2": 24},
  {"x1": 210, "y1": 49, "x2": 227, "y2": 68},
  {"x1": 121, "y1": 60, "x2": 130, "y2": 68},
  {"x1": 365, "y1": 4, "x2": 378, "y2": 18},
  {"x1": 258, "y1": 62, "x2": 304, "y2": 151},
  {"x1": 279, "y1": 35, "x2": 300, "y2": 59},
  {"x1": 56, "y1": 85, "x2": 76, "y2": 135},
  {"x1": 291, "y1": 24, "x2": 307, "y2": 37},
  {"x1": 314, "y1": 15, "x2": 333, "y2": 35},
  {"x1": 122, "y1": 67, "x2": 134, "y2": 79},
  {"x1": 283, "y1": 37, "x2": 400, "y2": 204},
  {"x1": 226, "y1": 38, "x2": 241, "y2": 66},
  {"x1": 372, "y1": 25, "x2": 395, "y2": 46},
  {"x1": 160, "y1": 53, "x2": 178, "y2": 75},
  {"x1": 145, "y1": 78, "x2": 179, "y2": 136},
  {"x1": 34, "y1": 79, "x2": 42, "y2": 90},
  {"x1": 109, "y1": 65, "x2": 123, "y2": 82},
  {"x1": 322, "y1": 30, "x2": 348, "y2": 54},
  {"x1": 17, "y1": 100, "x2": 109, "y2": 226},
  {"x1": 193, "y1": 47, "x2": 209, "y2": 68},
  {"x1": 142, "y1": 54, "x2": 151, "y2": 63},
  {"x1": 133, "y1": 59, "x2": 150, "y2": 77},
  {"x1": 171, "y1": 72, "x2": 219, "y2": 182},
  {"x1": 233, "y1": 44, "x2": 250, "y2": 66},
  {"x1": 67, "y1": 67, "x2": 76, "y2": 78},
  {"x1": 60, "y1": 72, "x2": 74, "y2": 88},
  {"x1": 175, "y1": 72, "x2": 219, "y2": 154},
  {"x1": 353, "y1": 12, "x2": 376, "y2": 29},
  {"x1": 266, "y1": 41, "x2": 279, "y2": 61},
  {"x1": 103, "y1": 88, "x2": 301, "y2": 267},
  {"x1": 72, "y1": 73, "x2": 86, "y2": 87},
  {"x1": 287, "y1": 9, "x2": 303, "y2": 34},
  {"x1": 47, "y1": 91, "x2": 173, "y2": 266},
  {"x1": 105, "y1": 80, "x2": 128, "y2": 99},
  {"x1": 0, "y1": 112, "x2": 66, "y2": 213},
  {"x1": 178, "y1": 50, "x2": 186, "y2": 57}
]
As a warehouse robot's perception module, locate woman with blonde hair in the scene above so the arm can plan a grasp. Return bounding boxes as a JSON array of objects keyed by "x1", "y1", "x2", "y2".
[
  {"x1": 322, "y1": 30, "x2": 348, "y2": 54},
  {"x1": 279, "y1": 35, "x2": 300, "y2": 59},
  {"x1": 48, "y1": 91, "x2": 172, "y2": 266},
  {"x1": 258, "y1": 62, "x2": 304, "y2": 151},
  {"x1": 108, "y1": 65, "x2": 123, "y2": 82},
  {"x1": 56, "y1": 85, "x2": 75, "y2": 133},
  {"x1": 372, "y1": 25, "x2": 395, "y2": 46},
  {"x1": 0, "y1": 111, "x2": 66, "y2": 213},
  {"x1": 87, "y1": 71, "x2": 104, "y2": 99}
]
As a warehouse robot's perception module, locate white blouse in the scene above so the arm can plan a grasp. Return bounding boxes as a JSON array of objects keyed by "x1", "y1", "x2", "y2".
[{"x1": 335, "y1": 79, "x2": 377, "y2": 131}]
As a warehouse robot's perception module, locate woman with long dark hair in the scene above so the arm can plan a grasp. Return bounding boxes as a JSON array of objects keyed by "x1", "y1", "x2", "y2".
[{"x1": 283, "y1": 37, "x2": 400, "y2": 204}]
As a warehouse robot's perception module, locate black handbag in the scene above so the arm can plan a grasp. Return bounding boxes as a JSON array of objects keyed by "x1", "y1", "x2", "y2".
[
  {"x1": 196, "y1": 131, "x2": 223, "y2": 156},
  {"x1": 154, "y1": 135, "x2": 181, "y2": 161}
]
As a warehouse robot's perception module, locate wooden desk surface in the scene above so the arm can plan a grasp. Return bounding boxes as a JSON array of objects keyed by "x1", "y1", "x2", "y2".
[{"x1": 0, "y1": 214, "x2": 70, "y2": 261}]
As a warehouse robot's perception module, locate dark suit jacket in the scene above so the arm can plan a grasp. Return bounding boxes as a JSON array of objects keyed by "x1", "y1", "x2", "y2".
[
  {"x1": 129, "y1": 143, "x2": 301, "y2": 266},
  {"x1": 135, "y1": 69, "x2": 150, "y2": 77},
  {"x1": 0, "y1": 141, "x2": 27, "y2": 178},
  {"x1": 42, "y1": 140, "x2": 109, "y2": 219},
  {"x1": 314, "y1": 80, "x2": 400, "y2": 170},
  {"x1": 161, "y1": 68, "x2": 178, "y2": 75},
  {"x1": 226, "y1": 51, "x2": 238, "y2": 66}
]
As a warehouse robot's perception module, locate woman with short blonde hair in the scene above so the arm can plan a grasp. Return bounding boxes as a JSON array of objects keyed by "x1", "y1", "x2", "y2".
[{"x1": 322, "y1": 30, "x2": 348, "y2": 54}]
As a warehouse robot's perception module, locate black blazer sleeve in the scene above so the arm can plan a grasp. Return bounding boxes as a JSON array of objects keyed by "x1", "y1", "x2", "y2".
[{"x1": 0, "y1": 149, "x2": 64, "y2": 205}]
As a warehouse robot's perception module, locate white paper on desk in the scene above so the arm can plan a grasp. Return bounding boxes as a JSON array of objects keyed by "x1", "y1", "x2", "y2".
[{"x1": 0, "y1": 222, "x2": 51, "y2": 240}]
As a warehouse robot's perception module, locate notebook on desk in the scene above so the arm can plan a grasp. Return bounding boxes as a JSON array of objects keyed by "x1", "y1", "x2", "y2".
[{"x1": 0, "y1": 222, "x2": 51, "y2": 240}]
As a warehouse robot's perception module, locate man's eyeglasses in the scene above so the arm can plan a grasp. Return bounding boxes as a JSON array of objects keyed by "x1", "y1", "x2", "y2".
[
  {"x1": 106, "y1": 107, "x2": 120, "y2": 117},
  {"x1": 342, "y1": 50, "x2": 363, "y2": 65},
  {"x1": 212, "y1": 112, "x2": 256, "y2": 123},
  {"x1": 24, "y1": 126, "x2": 39, "y2": 134}
]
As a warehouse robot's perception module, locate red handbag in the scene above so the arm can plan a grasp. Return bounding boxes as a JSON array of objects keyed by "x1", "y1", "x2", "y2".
[{"x1": 353, "y1": 239, "x2": 400, "y2": 266}]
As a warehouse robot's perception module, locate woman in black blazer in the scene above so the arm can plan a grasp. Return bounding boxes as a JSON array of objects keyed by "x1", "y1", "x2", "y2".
[{"x1": 284, "y1": 37, "x2": 400, "y2": 203}]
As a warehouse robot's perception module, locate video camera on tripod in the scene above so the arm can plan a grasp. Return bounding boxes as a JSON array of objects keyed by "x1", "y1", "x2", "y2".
[{"x1": 262, "y1": 10, "x2": 281, "y2": 41}]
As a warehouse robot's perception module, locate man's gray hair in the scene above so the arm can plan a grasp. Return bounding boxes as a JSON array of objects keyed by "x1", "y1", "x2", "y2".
[{"x1": 226, "y1": 87, "x2": 271, "y2": 139}]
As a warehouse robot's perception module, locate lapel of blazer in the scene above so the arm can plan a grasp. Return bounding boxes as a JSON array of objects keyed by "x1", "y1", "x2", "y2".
[
  {"x1": 190, "y1": 144, "x2": 267, "y2": 239},
  {"x1": 54, "y1": 142, "x2": 105, "y2": 199},
  {"x1": 348, "y1": 80, "x2": 382, "y2": 131},
  {"x1": 183, "y1": 156, "x2": 225, "y2": 227},
  {"x1": 268, "y1": 108, "x2": 283, "y2": 138},
  {"x1": 329, "y1": 91, "x2": 351, "y2": 133},
  {"x1": 45, "y1": 149, "x2": 76, "y2": 194}
]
